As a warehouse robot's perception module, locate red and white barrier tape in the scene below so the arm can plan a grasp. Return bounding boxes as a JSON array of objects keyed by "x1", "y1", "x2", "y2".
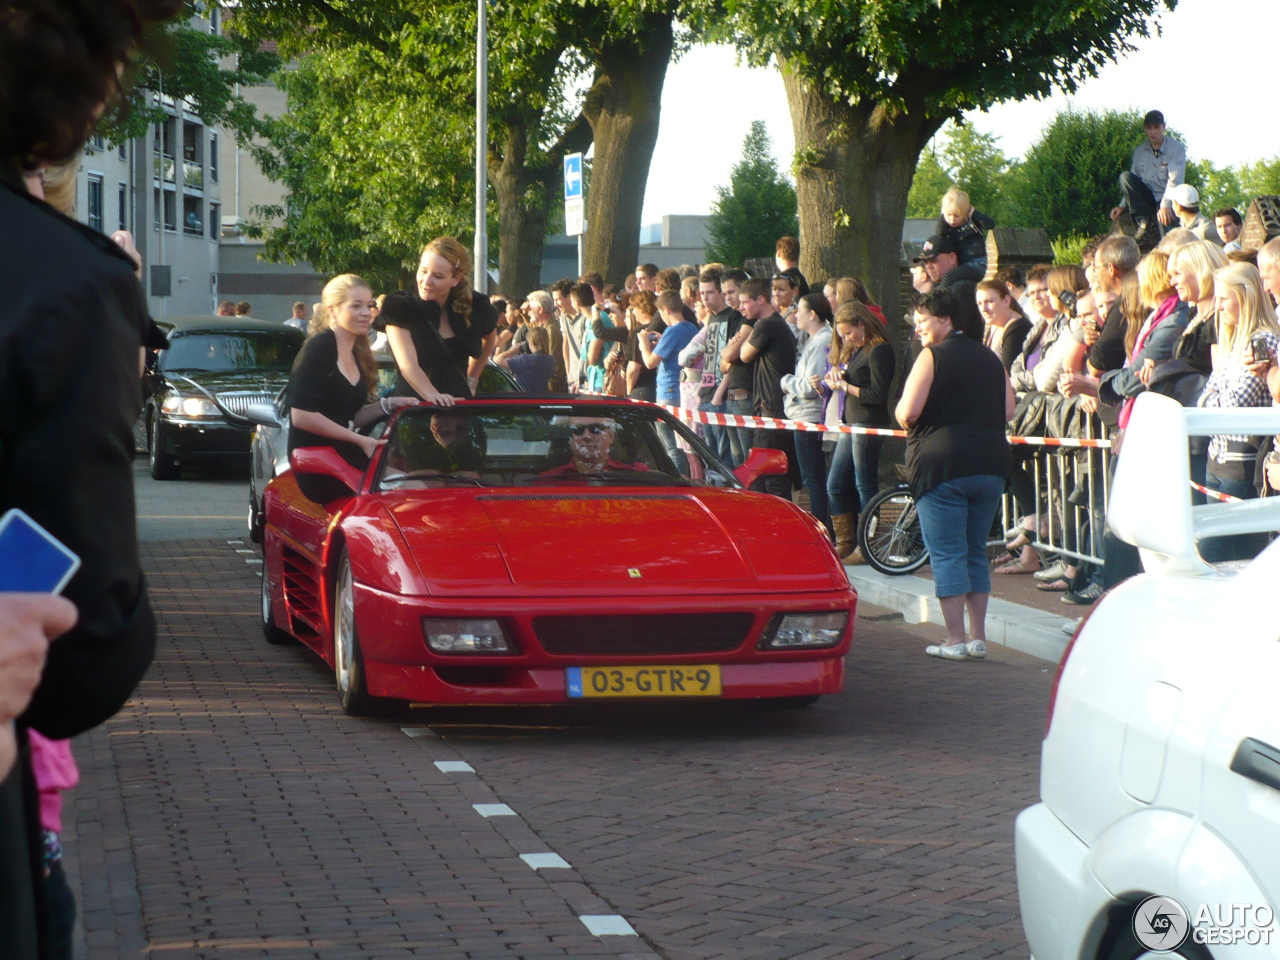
[
  {"x1": 582, "y1": 392, "x2": 1253, "y2": 502},
  {"x1": 1190, "y1": 481, "x2": 1243, "y2": 503},
  {"x1": 649, "y1": 399, "x2": 1112, "y2": 447}
]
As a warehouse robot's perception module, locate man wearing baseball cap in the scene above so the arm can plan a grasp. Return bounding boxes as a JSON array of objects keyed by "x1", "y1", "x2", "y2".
[
  {"x1": 1167, "y1": 183, "x2": 1222, "y2": 244},
  {"x1": 913, "y1": 235, "x2": 983, "y2": 341},
  {"x1": 1109, "y1": 109, "x2": 1187, "y2": 244}
]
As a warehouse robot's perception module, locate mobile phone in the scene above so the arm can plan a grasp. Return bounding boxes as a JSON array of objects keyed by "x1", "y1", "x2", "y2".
[{"x1": 0, "y1": 509, "x2": 81, "y2": 594}]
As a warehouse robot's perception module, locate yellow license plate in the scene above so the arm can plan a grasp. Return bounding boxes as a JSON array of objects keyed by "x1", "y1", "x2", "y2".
[{"x1": 566, "y1": 665, "x2": 721, "y2": 698}]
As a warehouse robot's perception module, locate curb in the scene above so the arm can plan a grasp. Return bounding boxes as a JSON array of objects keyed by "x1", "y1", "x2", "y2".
[{"x1": 845, "y1": 566, "x2": 1072, "y2": 664}]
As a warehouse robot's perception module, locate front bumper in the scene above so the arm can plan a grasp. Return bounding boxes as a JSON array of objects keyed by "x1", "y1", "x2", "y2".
[
  {"x1": 160, "y1": 417, "x2": 252, "y2": 458},
  {"x1": 352, "y1": 582, "x2": 853, "y2": 704},
  {"x1": 1015, "y1": 803, "x2": 1114, "y2": 960}
]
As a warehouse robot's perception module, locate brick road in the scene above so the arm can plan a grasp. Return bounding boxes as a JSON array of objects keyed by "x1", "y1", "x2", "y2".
[{"x1": 67, "y1": 537, "x2": 1053, "y2": 960}]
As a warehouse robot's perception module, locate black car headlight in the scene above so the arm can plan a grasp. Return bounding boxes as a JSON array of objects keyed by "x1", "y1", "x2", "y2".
[
  {"x1": 161, "y1": 395, "x2": 221, "y2": 419},
  {"x1": 759, "y1": 611, "x2": 848, "y2": 649},
  {"x1": 422, "y1": 618, "x2": 516, "y2": 654}
]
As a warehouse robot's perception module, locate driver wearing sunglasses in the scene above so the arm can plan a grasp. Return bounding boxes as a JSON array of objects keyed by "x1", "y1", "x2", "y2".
[{"x1": 539, "y1": 416, "x2": 649, "y2": 477}]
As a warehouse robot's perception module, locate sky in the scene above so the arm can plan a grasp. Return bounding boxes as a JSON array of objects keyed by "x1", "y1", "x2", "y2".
[{"x1": 638, "y1": 0, "x2": 1280, "y2": 225}]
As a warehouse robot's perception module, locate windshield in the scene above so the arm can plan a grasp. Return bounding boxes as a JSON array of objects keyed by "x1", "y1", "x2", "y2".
[
  {"x1": 376, "y1": 403, "x2": 739, "y2": 490},
  {"x1": 161, "y1": 332, "x2": 302, "y2": 374}
]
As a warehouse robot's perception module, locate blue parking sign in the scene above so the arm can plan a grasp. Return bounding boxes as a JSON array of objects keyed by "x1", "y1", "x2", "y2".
[{"x1": 564, "y1": 153, "x2": 583, "y2": 201}]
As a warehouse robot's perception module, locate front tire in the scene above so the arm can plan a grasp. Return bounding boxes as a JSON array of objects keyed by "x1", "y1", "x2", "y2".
[
  {"x1": 857, "y1": 485, "x2": 929, "y2": 576},
  {"x1": 149, "y1": 415, "x2": 180, "y2": 481},
  {"x1": 333, "y1": 550, "x2": 383, "y2": 717}
]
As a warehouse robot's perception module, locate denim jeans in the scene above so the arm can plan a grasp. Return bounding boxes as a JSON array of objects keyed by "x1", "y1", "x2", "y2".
[
  {"x1": 794, "y1": 431, "x2": 831, "y2": 534},
  {"x1": 698, "y1": 400, "x2": 733, "y2": 466},
  {"x1": 725, "y1": 396, "x2": 754, "y2": 467},
  {"x1": 656, "y1": 391, "x2": 689, "y2": 474},
  {"x1": 914, "y1": 474, "x2": 1005, "y2": 598},
  {"x1": 826, "y1": 433, "x2": 858, "y2": 516},
  {"x1": 1200, "y1": 469, "x2": 1266, "y2": 562},
  {"x1": 851, "y1": 433, "x2": 884, "y2": 514}
]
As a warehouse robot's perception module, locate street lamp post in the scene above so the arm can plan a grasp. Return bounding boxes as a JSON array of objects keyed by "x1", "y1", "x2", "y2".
[{"x1": 474, "y1": 0, "x2": 487, "y2": 293}]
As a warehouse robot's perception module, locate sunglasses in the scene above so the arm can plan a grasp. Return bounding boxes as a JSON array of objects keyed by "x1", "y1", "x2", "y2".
[{"x1": 569, "y1": 423, "x2": 612, "y2": 437}]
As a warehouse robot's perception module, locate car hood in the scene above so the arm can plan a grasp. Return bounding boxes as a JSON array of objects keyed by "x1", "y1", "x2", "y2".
[{"x1": 379, "y1": 487, "x2": 846, "y2": 597}]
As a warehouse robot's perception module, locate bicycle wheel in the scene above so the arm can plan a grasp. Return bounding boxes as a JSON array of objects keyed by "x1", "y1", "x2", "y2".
[{"x1": 857, "y1": 485, "x2": 929, "y2": 575}]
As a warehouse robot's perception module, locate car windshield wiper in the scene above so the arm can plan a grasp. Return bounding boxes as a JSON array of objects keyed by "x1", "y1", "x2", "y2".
[
  {"x1": 381, "y1": 471, "x2": 487, "y2": 487},
  {"x1": 522, "y1": 470, "x2": 692, "y2": 486}
]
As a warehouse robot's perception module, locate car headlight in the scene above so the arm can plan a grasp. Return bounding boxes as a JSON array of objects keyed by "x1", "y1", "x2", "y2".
[
  {"x1": 423, "y1": 618, "x2": 515, "y2": 654},
  {"x1": 759, "y1": 611, "x2": 848, "y2": 649},
  {"x1": 161, "y1": 395, "x2": 221, "y2": 418}
]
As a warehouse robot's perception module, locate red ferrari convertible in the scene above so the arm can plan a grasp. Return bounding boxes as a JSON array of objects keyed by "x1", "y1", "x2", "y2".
[{"x1": 259, "y1": 398, "x2": 857, "y2": 714}]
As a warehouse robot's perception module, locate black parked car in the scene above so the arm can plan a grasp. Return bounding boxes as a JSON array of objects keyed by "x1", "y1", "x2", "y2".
[{"x1": 144, "y1": 316, "x2": 305, "y2": 480}]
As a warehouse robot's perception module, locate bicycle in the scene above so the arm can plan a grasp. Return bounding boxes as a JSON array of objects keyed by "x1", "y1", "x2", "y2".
[{"x1": 855, "y1": 484, "x2": 929, "y2": 576}]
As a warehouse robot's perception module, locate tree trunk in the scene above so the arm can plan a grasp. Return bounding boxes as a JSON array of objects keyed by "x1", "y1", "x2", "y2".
[
  {"x1": 490, "y1": 114, "x2": 592, "y2": 298},
  {"x1": 780, "y1": 60, "x2": 946, "y2": 343},
  {"x1": 581, "y1": 13, "x2": 673, "y2": 286}
]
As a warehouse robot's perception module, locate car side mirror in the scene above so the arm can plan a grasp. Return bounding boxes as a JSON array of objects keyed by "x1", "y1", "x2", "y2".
[
  {"x1": 289, "y1": 447, "x2": 363, "y2": 497},
  {"x1": 243, "y1": 402, "x2": 284, "y2": 429},
  {"x1": 734, "y1": 448, "x2": 788, "y2": 488}
]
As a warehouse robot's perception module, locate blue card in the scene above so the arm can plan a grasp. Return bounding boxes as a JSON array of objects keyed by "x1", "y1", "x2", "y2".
[{"x1": 0, "y1": 509, "x2": 81, "y2": 594}]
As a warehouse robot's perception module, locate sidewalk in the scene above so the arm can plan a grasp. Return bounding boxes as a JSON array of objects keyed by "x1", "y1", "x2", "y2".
[{"x1": 844, "y1": 560, "x2": 1078, "y2": 665}]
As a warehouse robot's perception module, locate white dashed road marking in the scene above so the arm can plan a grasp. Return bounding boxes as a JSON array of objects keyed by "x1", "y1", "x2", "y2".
[
  {"x1": 434, "y1": 760, "x2": 474, "y2": 773},
  {"x1": 473, "y1": 803, "x2": 516, "y2": 818},
  {"x1": 579, "y1": 915, "x2": 637, "y2": 937},
  {"x1": 520, "y1": 853, "x2": 570, "y2": 870},
  {"x1": 401, "y1": 727, "x2": 436, "y2": 738}
]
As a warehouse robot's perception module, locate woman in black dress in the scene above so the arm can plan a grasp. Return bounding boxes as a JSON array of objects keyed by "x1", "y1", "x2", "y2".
[
  {"x1": 288, "y1": 274, "x2": 417, "y2": 503},
  {"x1": 384, "y1": 236, "x2": 500, "y2": 405}
]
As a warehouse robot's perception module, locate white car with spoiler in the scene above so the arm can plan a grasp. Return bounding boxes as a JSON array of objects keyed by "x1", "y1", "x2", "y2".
[{"x1": 1016, "y1": 393, "x2": 1280, "y2": 960}]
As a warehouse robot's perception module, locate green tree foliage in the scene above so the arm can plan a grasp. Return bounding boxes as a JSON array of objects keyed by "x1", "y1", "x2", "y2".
[
  {"x1": 906, "y1": 123, "x2": 1024, "y2": 225},
  {"x1": 905, "y1": 147, "x2": 952, "y2": 221},
  {"x1": 99, "y1": 18, "x2": 277, "y2": 146},
  {"x1": 704, "y1": 121, "x2": 797, "y2": 266},
  {"x1": 712, "y1": 0, "x2": 1174, "y2": 322},
  {"x1": 249, "y1": 47, "x2": 488, "y2": 291},
  {"x1": 1011, "y1": 108, "x2": 1148, "y2": 241}
]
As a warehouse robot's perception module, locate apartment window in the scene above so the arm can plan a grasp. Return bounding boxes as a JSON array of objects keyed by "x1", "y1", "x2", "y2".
[
  {"x1": 209, "y1": 133, "x2": 219, "y2": 182},
  {"x1": 209, "y1": 202, "x2": 220, "y2": 241},
  {"x1": 118, "y1": 140, "x2": 128, "y2": 161},
  {"x1": 153, "y1": 187, "x2": 161, "y2": 229},
  {"x1": 183, "y1": 195, "x2": 203, "y2": 236},
  {"x1": 163, "y1": 189, "x2": 176, "y2": 231},
  {"x1": 90, "y1": 133, "x2": 105, "y2": 153},
  {"x1": 86, "y1": 175, "x2": 104, "y2": 233},
  {"x1": 210, "y1": 4, "x2": 220, "y2": 33},
  {"x1": 118, "y1": 182, "x2": 128, "y2": 231}
]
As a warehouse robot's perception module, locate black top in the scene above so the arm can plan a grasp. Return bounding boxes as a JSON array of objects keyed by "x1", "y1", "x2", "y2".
[
  {"x1": 935, "y1": 208, "x2": 995, "y2": 264},
  {"x1": 0, "y1": 175, "x2": 156, "y2": 739},
  {"x1": 994, "y1": 315, "x2": 1032, "y2": 372},
  {"x1": 286, "y1": 329, "x2": 370, "y2": 469},
  {"x1": 1, "y1": 171, "x2": 159, "y2": 959},
  {"x1": 382, "y1": 290, "x2": 498, "y2": 398},
  {"x1": 1176, "y1": 306, "x2": 1217, "y2": 374},
  {"x1": 747, "y1": 312, "x2": 797, "y2": 414},
  {"x1": 625, "y1": 318, "x2": 665, "y2": 389},
  {"x1": 779, "y1": 265, "x2": 810, "y2": 296},
  {"x1": 937, "y1": 276, "x2": 984, "y2": 342},
  {"x1": 906, "y1": 332, "x2": 1011, "y2": 500},
  {"x1": 842, "y1": 341, "x2": 896, "y2": 426},
  {"x1": 1089, "y1": 301, "x2": 1128, "y2": 373},
  {"x1": 723, "y1": 316, "x2": 755, "y2": 393}
]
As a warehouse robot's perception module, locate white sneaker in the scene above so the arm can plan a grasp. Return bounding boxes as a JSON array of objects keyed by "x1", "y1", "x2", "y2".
[
  {"x1": 965, "y1": 640, "x2": 987, "y2": 659},
  {"x1": 925, "y1": 642, "x2": 969, "y2": 660}
]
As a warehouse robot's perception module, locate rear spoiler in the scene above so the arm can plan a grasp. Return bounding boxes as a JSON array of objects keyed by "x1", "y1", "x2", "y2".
[{"x1": 1110, "y1": 393, "x2": 1280, "y2": 575}]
